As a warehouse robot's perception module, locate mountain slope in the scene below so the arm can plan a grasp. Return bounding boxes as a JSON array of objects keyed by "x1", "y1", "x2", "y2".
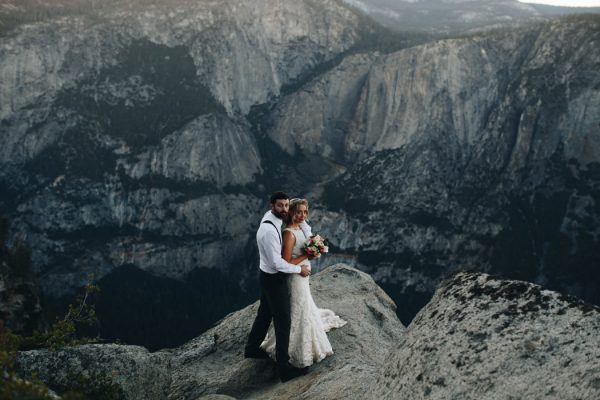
[
  {"x1": 267, "y1": 15, "x2": 600, "y2": 323},
  {"x1": 341, "y1": 0, "x2": 600, "y2": 33},
  {"x1": 0, "y1": 0, "x2": 363, "y2": 296}
]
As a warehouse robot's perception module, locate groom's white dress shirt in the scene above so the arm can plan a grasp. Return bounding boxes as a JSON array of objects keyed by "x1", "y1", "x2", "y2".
[{"x1": 258, "y1": 211, "x2": 302, "y2": 274}]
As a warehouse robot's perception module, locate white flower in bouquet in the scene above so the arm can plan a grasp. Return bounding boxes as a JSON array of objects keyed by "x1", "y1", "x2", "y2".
[{"x1": 303, "y1": 234, "x2": 329, "y2": 258}]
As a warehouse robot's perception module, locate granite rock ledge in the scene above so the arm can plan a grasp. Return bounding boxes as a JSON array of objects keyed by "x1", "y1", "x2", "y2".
[{"x1": 16, "y1": 266, "x2": 600, "y2": 399}]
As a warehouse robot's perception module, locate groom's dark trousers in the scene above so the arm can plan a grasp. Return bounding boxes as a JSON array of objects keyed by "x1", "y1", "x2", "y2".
[{"x1": 246, "y1": 270, "x2": 291, "y2": 368}]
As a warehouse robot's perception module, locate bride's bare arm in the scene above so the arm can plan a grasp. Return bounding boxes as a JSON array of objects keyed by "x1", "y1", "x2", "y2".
[{"x1": 282, "y1": 230, "x2": 309, "y2": 265}]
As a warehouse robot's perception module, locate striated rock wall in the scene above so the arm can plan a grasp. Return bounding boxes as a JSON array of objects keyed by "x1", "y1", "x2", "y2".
[
  {"x1": 271, "y1": 18, "x2": 600, "y2": 166},
  {"x1": 268, "y1": 17, "x2": 600, "y2": 318},
  {"x1": 0, "y1": 0, "x2": 361, "y2": 122},
  {"x1": 0, "y1": 0, "x2": 364, "y2": 295}
]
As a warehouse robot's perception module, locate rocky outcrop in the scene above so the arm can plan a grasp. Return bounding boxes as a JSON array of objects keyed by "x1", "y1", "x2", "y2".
[
  {"x1": 373, "y1": 271, "x2": 600, "y2": 400},
  {"x1": 16, "y1": 264, "x2": 405, "y2": 399},
  {"x1": 16, "y1": 265, "x2": 600, "y2": 399},
  {"x1": 15, "y1": 344, "x2": 171, "y2": 399}
]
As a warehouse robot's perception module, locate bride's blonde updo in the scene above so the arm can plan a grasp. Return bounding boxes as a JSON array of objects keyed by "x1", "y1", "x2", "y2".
[{"x1": 287, "y1": 198, "x2": 309, "y2": 225}]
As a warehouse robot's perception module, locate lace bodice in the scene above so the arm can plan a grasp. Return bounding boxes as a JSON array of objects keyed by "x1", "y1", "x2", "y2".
[{"x1": 283, "y1": 227, "x2": 309, "y2": 263}]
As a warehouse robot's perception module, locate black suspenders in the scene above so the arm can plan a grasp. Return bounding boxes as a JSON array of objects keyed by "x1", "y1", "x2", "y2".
[{"x1": 262, "y1": 220, "x2": 282, "y2": 245}]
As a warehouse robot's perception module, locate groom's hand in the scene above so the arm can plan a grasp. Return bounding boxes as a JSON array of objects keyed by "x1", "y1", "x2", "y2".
[{"x1": 300, "y1": 265, "x2": 310, "y2": 277}]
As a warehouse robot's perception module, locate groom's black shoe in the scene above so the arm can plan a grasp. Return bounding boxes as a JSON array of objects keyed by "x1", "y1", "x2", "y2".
[
  {"x1": 244, "y1": 348, "x2": 269, "y2": 359},
  {"x1": 279, "y1": 365, "x2": 309, "y2": 383}
]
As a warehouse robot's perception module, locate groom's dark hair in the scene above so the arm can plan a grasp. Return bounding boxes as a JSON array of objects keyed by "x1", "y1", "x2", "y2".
[{"x1": 270, "y1": 191, "x2": 289, "y2": 204}]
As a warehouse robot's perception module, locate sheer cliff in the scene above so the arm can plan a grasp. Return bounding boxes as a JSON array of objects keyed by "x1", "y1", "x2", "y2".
[
  {"x1": 0, "y1": 0, "x2": 363, "y2": 296},
  {"x1": 269, "y1": 16, "x2": 600, "y2": 323}
]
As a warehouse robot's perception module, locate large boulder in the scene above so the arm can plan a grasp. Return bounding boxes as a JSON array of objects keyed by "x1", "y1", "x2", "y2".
[
  {"x1": 373, "y1": 271, "x2": 600, "y2": 400},
  {"x1": 15, "y1": 344, "x2": 171, "y2": 399}
]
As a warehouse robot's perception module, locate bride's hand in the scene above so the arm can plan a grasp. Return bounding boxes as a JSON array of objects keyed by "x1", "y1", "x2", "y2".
[{"x1": 299, "y1": 264, "x2": 311, "y2": 277}]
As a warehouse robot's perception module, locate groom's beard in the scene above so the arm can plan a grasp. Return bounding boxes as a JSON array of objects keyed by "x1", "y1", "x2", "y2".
[{"x1": 272, "y1": 210, "x2": 288, "y2": 220}]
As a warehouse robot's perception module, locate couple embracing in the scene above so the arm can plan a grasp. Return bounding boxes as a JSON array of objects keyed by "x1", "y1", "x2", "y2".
[{"x1": 244, "y1": 192, "x2": 346, "y2": 382}]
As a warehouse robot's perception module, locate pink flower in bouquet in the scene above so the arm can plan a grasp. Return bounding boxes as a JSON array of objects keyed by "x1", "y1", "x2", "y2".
[{"x1": 303, "y1": 234, "x2": 329, "y2": 258}]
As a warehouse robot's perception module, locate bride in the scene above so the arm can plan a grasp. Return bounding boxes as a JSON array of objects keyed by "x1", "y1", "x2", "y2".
[{"x1": 261, "y1": 198, "x2": 346, "y2": 368}]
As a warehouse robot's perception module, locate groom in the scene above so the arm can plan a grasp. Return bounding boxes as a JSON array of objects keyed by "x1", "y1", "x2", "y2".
[{"x1": 244, "y1": 191, "x2": 311, "y2": 382}]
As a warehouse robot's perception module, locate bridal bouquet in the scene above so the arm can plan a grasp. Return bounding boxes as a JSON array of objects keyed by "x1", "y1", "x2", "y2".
[{"x1": 303, "y1": 234, "x2": 329, "y2": 258}]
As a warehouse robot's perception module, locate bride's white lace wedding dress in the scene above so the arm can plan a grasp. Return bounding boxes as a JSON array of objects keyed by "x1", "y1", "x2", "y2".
[{"x1": 260, "y1": 227, "x2": 347, "y2": 367}]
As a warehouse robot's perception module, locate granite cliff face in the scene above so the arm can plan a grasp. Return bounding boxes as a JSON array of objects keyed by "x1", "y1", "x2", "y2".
[
  {"x1": 0, "y1": 0, "x2": 599, "y2": 348},
  {"x1": 0, "y1": 0, "x2": 363, "y2": 298},
  {"x1": 268, "y1": 16, "x2": 600, "y2": 322},
  {"x1": 15, "y1": 265, "x2": 600, "y2": 399}
]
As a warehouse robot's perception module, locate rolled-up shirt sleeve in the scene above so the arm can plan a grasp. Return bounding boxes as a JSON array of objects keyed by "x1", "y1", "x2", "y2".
[{"x1": 263, "y1": 229, "x2": 301, "y2": 274}]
